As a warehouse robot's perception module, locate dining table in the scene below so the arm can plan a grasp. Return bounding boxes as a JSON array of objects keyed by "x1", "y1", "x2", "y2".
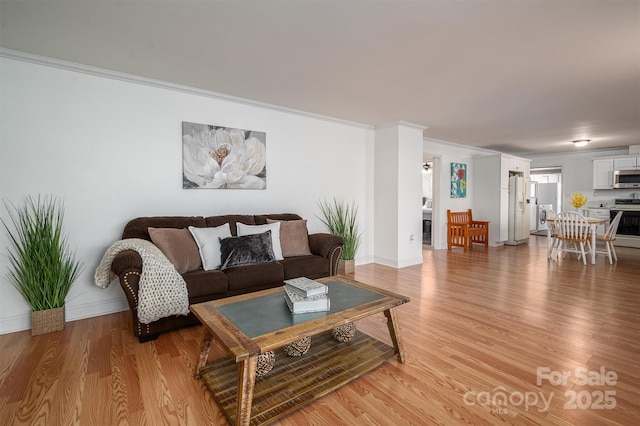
[{"x1": 546, "y1": 216, "x2": 609, "y2": 264}]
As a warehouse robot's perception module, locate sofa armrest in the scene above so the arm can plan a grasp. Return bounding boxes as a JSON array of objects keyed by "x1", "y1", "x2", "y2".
[
  {"x1": 109, "y1": 250, "x2": 146, "y2": 337},
  {"x1": 308, "y1": 233, "x2": 343, "y2": 257},
  {"x1": 110, "y1": 250, "x2": 142, "y2": 311},
  {"x1": 308, "y1": 233, "x2": 343, "y2": 276},
  {"x1": 110, "y1": 249, "x2": 143, "y2": 275}
]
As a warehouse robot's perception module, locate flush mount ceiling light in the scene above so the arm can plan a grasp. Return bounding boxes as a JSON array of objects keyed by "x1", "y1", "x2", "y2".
[{"x1": 573, "y1": 139, "x2": 590, "y2": 148}]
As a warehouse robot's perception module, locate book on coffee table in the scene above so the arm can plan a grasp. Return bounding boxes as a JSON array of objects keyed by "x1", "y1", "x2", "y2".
[
  {"x1": 283, "y1": 277, "x2": 328, "y2": 297},
  {"x1": 283, "y1": 287, "x2": 330, "y2": 314}
]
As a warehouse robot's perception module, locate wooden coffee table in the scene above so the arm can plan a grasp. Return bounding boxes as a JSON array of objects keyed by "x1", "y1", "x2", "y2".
[{"x1": 190, "y1": 276, "x2": 410, "y2": 426}]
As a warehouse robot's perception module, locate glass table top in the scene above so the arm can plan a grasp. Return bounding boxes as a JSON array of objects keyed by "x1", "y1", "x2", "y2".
[{"x1": 216, "y1": 280, "x2": 384, "y2": 338}]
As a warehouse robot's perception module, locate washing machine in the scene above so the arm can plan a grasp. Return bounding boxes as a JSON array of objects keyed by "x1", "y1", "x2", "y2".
[{"x1": 537, "y1": 204, "x2": 553, "y2": 231}]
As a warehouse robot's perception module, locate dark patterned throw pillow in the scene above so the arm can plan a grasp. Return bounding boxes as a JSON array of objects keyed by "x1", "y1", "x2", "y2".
[{"x1": 219, "y1": 230, "x2": 276, "y2": 270}]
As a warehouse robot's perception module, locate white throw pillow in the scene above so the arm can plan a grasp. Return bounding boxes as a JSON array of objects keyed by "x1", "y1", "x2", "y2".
[
  {"x1": 189, "y1": 224, "x2": 232, "y2": 270},
  {"x1": 236, "y1": 222, "x2": 284, "y2": 260}
]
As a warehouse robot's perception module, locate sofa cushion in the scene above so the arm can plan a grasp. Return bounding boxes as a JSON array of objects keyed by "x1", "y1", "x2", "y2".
[
  {"x1": 281, "y1": 255, "x2": 330, "y2": 280},
  {"x1": 219, "y1": 231, "x2": 276, "y2": 270},
  {"x1": 182, "y1": 269, "x2": 229, "y2": 299},
  {"x1": 267, "y1": 219, "x2": 312, "y2": 257},
  {"x1": 122, "y1": 216, "x2": 207, "y2": 241},
  {"x1": 148, "y1": 227, "x2": 202, "y2": 274},
  {"x1": 237, "y1": 222, "x2": 284, "y2": 260},
  {"x1": 254, "y1": 213, "x2": 303, "y2": 225},
  {"x1": 189, "y1": 223, "x2": 232, "y2": 270},
  {"x1": 224, "y1": 261, "x2": 284, "y2": 292},
  {"x1": 205, "y1": 215, "x2": 255, "y2": 236}
]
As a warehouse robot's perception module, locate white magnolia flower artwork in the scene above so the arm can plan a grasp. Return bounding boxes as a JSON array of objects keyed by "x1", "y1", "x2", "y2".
[{"x1": 182, "y1": 122, "x2": 266, "y2": 189}]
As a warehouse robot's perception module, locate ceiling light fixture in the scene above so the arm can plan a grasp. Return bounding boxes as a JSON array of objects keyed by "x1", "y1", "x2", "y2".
[{"x1": 573, "y1": 139, "x2": 590, "y2": 148}]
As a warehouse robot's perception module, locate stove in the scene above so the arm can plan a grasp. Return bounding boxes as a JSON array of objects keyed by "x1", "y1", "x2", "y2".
[
  {"x1": 614, "y1": 199, "x2": 640, "y2": 210},
  {"x1": 611, "y1": 199, "x2": 640, "y2": 248}
]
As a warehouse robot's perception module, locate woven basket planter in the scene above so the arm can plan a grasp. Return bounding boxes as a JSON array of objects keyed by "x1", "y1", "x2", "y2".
[
  {"x1": 31, "y1": 305, "x2": 65, "y2": 336},
  {"x1": 338, "y1": 259, "x2": 355, "y2": 275}
]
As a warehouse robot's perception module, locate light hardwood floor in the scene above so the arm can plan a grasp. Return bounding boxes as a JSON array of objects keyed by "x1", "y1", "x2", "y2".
[{"x1": 1, "y1": 236, "x2": 638, "y2": 425}]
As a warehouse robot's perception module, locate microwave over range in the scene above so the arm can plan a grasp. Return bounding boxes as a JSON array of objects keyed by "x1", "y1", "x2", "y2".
[{"x1": 613, "y1": 170, "x2": 640, "y2": 188}]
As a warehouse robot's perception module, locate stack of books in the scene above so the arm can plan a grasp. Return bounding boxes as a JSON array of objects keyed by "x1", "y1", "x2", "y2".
[{"x1": 283, "y1": 277, "x2": 330, "y2": 314}]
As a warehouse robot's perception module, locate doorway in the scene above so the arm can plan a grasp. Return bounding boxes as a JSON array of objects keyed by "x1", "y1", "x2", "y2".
[
  {"x1": 530, "y1": 166, "x2": 562, "y2": 236},
  {"x1": 422, "y1": 158, "x2": 434, "y2": 245}
]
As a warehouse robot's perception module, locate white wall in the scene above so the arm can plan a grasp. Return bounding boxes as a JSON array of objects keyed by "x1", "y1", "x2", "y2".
[
  {"x1": 528, "y1": 148, "x2": 637, "y2": 209},
  {"x1": 0, "y1": 55, "x2": 374, "y2": 333}
]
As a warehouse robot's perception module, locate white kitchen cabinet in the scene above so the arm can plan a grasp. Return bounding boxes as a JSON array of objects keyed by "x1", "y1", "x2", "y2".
[
  {"x1": 613, "y1": 157, "x2": 639, "y2": 170},
  {"x1": 592, "y1": 158, "x2": 614, "y2": 189},
  {"x1": 474, "y1": 154, "x2": 530, "y2": 246}
]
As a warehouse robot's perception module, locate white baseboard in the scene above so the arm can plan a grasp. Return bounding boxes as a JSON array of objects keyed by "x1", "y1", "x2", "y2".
[
  {"x1": 397, "y1": 257, "x2": 425, "y2": 268},
  {"x1": 66, "y1": 297, "x2": 129, "y2": 322},
  {"x1": 0, "y1": 297, "x2": 128, "y2": 335},
  {"x1": 0, "y1": 313, "x2": 32, "y2": 335},
  {"x1": 372, "y1": 256, "x2": 423, "y2": 269}
]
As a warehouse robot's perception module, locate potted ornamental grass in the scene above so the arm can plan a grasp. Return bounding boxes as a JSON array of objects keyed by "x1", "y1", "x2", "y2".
[
  {"x1": 317, "y1": 198, "x2": 362, "y2": 274},
  {"x1": 2, "y1": 195, "x2": 83, "y2": 335}
]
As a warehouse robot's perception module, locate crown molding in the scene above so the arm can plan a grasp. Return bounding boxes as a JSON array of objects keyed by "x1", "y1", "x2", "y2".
[
  {"x1": 375, "y1": 121, "x2": 428, "y2": 132},
  {"x1": 423, "y1": 136, "x2": 503, "y2": 156},
  {"x1": 0, "y1": 48, "x2": 373, "y2": 131}
]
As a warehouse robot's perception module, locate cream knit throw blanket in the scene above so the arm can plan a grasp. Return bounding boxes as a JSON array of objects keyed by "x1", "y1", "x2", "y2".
[{"x1": 95, "y1": 238, "x2": 190, "y2": 324}]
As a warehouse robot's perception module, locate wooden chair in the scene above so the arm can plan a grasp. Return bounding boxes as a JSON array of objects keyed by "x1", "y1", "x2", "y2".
[
  {"x1": 554, "y1": 211, "x2": 591, "y2": 265},
  {"x1": 546, "y1": 208, "x2": 560, "y2": 259},
  {"x1": 447, "y1": 209, "x2": 489, "y2": 251},
  {"x1": 594, "y1": 210, "x2": 623, "y2": 264}
]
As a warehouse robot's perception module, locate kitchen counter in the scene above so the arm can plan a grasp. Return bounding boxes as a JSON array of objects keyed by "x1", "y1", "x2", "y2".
[{"x1": 582, "y1": 208, "x2": 610, "y2": 219}]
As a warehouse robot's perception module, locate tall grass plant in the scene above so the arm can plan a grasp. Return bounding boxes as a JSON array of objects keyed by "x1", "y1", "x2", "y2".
[
  {"x1": 2, "y1": 195, "x2": 83, "y2": 311},
  {"x1": 317, "y1": 198, "x2": 362, "y2": 260}
]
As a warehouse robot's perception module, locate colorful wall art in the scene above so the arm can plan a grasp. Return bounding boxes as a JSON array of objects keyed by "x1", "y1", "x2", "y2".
[{"x1": 450, "y1": 162, "x2": 467, "y2": 198}]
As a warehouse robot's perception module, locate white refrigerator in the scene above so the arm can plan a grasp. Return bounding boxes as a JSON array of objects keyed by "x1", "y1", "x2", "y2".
[{"x1": 506, "y1": 175, "x2": 531, "y2": 245}]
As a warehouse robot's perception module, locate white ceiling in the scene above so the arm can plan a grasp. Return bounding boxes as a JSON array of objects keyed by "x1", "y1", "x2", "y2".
[{"x1": 1, "y1": 0, "x2": 639, "y2": 155}]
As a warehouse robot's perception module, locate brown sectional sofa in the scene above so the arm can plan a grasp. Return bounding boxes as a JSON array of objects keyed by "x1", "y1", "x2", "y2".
[{"x1": 110, "y1": 213, "x2": 343, "y2": 342}]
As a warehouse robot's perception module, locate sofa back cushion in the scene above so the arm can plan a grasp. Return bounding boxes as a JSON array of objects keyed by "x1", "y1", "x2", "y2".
[
  {"x1": 254, "y1": 213, "x2": 303, "y2": 225},
  {"x1": 123, "y1": 214, "x2": 303, "y2": 241},
  {"x1": 122, "y1": 216, "x2": 206, "y2": 241},
  {"x1": 204, "y1": 215, "x2": 256, "y2": 236}
]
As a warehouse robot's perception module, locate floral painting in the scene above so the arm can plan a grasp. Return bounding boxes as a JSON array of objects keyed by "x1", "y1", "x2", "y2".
[
  {"x1": 182, "y1": 122, "x2": 266, "y2": 189},
  {"x1": 450, "y1": 162, "x2": 467, "y2": 198}
]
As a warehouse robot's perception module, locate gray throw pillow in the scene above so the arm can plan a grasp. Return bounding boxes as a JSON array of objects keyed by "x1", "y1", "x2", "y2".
[{"x1": 219, "y1": 230, "x2": 276, "y2": 270}]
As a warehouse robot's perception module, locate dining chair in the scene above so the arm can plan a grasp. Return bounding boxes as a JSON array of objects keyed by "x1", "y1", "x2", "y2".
[
  {"x1": 546, "y1": 208, "x2": 560, "y2": 259},
  {"x1": 554, "y1": 211, "x2": 591, "y2": 265},
  {"x1": 593, "y1": 210, "x2": 623, "y2": 264}
]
